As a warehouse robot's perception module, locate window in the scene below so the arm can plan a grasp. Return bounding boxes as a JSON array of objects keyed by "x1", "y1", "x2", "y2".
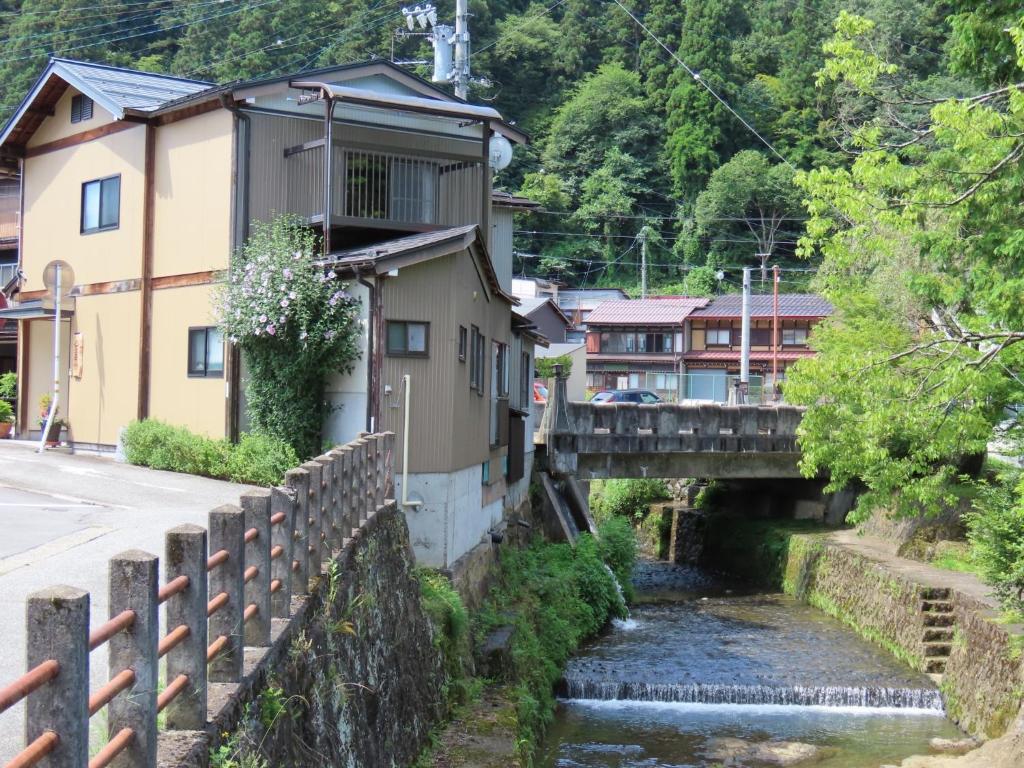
[
  {"x1": 520, "y1": 352, "x2": 531, "y2": 407},
  {"x1": 386, "y1": 321, "x2": 428, "y2": 356},
  {"x1": 640, "y1": 392, "x2": 660, "y2": 404},
  {"x1": 188, "y1": 327, "x2": 224, "y2": 378},
  {"x1": 71, "y1": 94, "x2": 94, "y2": 124},
  {"x1": 470, "y1": 326, "x2": 485, "y2": 394},
  {"x1": 782, "y1": 327, "x2": 808, "y2": 346},
  {"x1": 750, "y1": 328, "x2": 773, "y2": 346},
  {"x1": 458, "y1": 326, "x2": 467, "y2": 362},
  {"x1": 706, "y1": 327, "x2": 731, "y2": 346},
  {"x1": 81, "y1": 175, "x2": 120, "y2": 233},
  {"x1": 600, "y1": 331, "x2": 674, "y2": 354},
  {"x1": 481, "y1": 459, "x2": 490, "y2": 484}
]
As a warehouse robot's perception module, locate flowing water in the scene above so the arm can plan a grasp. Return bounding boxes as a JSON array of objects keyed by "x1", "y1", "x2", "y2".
[{"x1": 540, "y1": 561, "x2": 964, "y2": 767}]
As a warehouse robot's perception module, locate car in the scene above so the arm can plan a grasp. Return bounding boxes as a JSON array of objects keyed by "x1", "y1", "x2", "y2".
[
  {"x1": 533, "y1": 381, "x2": 549, "y2": 404},
  {"x1": 590, "y1": 389, "x2": 663, "y2": 404}
]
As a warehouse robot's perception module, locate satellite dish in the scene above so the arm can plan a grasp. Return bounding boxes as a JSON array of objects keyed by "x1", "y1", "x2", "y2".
[
  {"x1": 43, "y1": 260, "x2": 75, "y2": 298},
  {"x1": 489, "y1": 134, "x2": 513, "y2": 171}
]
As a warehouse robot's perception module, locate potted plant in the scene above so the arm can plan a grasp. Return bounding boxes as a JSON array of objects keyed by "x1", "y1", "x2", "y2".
[
  {"x1": 0, "y1": 400, "x2": 13, "y2": 439},
  {"x1": 38, "y1": 393, "x2": 64, "y2": 446}
]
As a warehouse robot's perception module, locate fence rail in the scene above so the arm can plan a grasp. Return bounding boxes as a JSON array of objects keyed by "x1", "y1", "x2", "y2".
[{"x1": 1, "y1": 431, "x2": 394, "y2": 768}]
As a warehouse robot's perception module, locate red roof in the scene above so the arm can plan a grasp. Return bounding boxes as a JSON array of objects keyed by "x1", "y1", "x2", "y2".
[
  {"x1": 586, "y1": 298, "x2": 709, "y2": 326},
  {"x1": 683, "y1": 350, "x2": 814, "y2": 362},
  {"x1": 691, "y1": 294, "x2": 832, "y2": 319}
]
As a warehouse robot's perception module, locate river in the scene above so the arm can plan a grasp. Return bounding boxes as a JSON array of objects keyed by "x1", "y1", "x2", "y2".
[{"x1": 540, "y1": 561, "x2": 964, "y2": 767}]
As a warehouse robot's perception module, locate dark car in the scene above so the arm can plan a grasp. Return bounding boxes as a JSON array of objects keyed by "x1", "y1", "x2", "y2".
[{"x1": 590, "y1": 389, "x2": 663, "y2": 404}]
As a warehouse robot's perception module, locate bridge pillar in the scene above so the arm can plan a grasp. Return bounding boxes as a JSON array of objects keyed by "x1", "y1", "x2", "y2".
[{"x1": 544, "y1": 364, "x2": 578, "y2": 477}]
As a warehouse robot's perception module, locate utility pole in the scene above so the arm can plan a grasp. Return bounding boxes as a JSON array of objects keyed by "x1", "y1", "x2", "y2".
[
  {"x1": 772, "y1": 264, "x2": 780, "y2": 400},
  {"x1": 739, "y1": 266, "x2": 751, "y2": 404},
  {"x1": 453, "y1": 0, "x2": 470, "y2": 99},
  {"x1": 638, "y1": 225, "x2": 649, "y2": 298}
]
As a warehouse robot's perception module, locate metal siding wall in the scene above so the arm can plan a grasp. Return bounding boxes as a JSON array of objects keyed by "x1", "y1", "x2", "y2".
[
  {"x1": 247, "y1": 113, "x2": 321, "y2": 223},
  {"x1": 380, "y1": 256, "x2": 457, "y2": 474},
  {"x1": 491, "y1": 208, "x2": 514, "y2": 293}
]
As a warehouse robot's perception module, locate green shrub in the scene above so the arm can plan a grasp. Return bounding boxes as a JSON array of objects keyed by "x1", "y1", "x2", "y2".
[
  {"x1": 967, "y1": 469, "x2": 1024, "y2": 611},
  {"x1": 476, "y1": 526, "x2": 635, "y2": 765},
  {"x1": 122, "y1": 419, "x2": 296, "y2": 486},
  {"x1": 598, "y1": 516, "x2": 637, "y2": 601},
  {"x1": 416, "y1": 569, "x2": 473, "y2": 711},
  {"x1": 0, "y1": 399, "x2": 13, "y2": 424},
  {"x1": 0, "y1": 372, "x2": 15, "y2": 400},
  {"x1": 535, "y1": 354, "x2": 572, "y2": 380},
  {"x1": 592, "y1": 478, "x2": 670, "y2": 521}
]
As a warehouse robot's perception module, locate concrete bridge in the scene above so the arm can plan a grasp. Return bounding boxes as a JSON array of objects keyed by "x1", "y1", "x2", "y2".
[{"x1": 539, "y1": 370, "x2": 804, "y2": 480}]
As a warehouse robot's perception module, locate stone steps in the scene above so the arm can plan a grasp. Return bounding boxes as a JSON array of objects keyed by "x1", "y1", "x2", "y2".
[{"x1": 920, "y1": 588, "x2": 955, "y2": 681}]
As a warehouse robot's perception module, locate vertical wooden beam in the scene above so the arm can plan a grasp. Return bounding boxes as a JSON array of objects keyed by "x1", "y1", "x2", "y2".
[
  {"x1": 322, "y1": 96, "x2": 335, "y2": 257},
  {"x1": 137, "y1": 122, "x2": 156, "y2": 420}
]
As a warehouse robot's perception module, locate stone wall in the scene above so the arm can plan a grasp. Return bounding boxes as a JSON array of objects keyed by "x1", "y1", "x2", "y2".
[
  {"x1": 703, "y1": 519, "x2": 1024, "y2": 739},
  {"x1": 164, "y1": 503, "x2": 446, "y2": 768}
]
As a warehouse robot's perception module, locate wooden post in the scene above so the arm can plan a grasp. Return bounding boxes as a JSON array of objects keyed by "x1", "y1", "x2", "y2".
[
  {"x1": 269, "y1": 487, "x2": 295, "y2": 618},
  {"x1": 317, "y1": 453, "x2": 339, "y2": 551},
  {"x1": 365, "y1": 437, "x2": 378, "y2": 519},
  {"x1": 285, "y1": 468, "x2": 310, "y2": 595},
  {"x1": 107, "y1": 550, "x2": 159, "y2": 767},
  {"x1": 241, "y1": 490, "x2": 272, "y2": 647},
  {"x1": 208, "y1": 505, "x2": 244, "y2": 682},
  {"x1": 164, "y1": 525, "x2": 208, "y2": 730},
  {"x1": 354, "y1": 439, "x2": 368, "y2": 525},
  {"x1": 336, "y1": 445, "x2": 354, "y2": 540},
  {"x1": 381, "y1": 431, "x2": 396, "y2": 501}
]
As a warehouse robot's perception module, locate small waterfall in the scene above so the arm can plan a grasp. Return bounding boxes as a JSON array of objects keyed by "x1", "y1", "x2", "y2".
[
  {"x1": 603, "y1": 563, "x2": 629, "y2": 617},
  {"x1": 559, "y1": 678, "x2": 945, "y2": 711}
]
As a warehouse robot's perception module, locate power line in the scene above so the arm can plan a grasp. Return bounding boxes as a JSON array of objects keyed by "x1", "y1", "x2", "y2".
[{"x1": 609, "y1": 0, "x2": 796, "y2": 171}]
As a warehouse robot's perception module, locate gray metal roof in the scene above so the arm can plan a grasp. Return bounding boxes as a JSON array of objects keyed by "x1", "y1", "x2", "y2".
[
  {"x1": 691, "y1": 293, "x2": 833, "y2": 318},
  {"x1": 328, "y1": 225, "x2": 478, "y2": 265},
  {"x1": 51, "y1": 58, "x2": 212, "y2": 113}
]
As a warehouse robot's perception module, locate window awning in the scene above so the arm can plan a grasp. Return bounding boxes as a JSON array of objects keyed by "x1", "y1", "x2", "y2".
[{"x1": 0, "y1": 298, "x2": 75, "y2": 320}]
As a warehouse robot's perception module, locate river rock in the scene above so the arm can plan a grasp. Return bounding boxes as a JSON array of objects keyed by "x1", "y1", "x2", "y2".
[
  {"x1": 705, "y1": 736, "x2": 827, "y2": 765},
  {"x1": 929, "y1": 736, "x2": 981, "y2": 754}
]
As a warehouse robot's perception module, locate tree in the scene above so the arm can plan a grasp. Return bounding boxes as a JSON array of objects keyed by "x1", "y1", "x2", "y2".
[
  {"x1": 786, "y1": 12, "x2": 1024, "y2": 525},
  {"x1": 693, "y1": 150, "x2": 801, "y2": 281}
]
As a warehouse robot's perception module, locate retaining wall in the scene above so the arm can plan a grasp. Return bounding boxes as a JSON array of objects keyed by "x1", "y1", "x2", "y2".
[{"x1": 703, "y1": 519, "x2": 1024, "y2": 738}]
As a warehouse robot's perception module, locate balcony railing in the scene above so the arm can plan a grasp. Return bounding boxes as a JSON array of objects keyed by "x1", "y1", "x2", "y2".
[{"x1": 285, "y1": 144, "x2": 484, "y2": 232}]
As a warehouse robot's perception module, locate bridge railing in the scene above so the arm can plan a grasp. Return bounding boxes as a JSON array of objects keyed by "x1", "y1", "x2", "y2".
[
  {"x1": 564, "y1": 401, "x2": 803, "y2": 441},
  {"x1": 0, "y1": 432, "x2": 393, "y2": 768}
]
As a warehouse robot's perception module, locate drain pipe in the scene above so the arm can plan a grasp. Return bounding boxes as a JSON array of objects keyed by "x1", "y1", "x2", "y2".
[{"x1": 400, "y1": 374, "x2": 422, "y2": 508}]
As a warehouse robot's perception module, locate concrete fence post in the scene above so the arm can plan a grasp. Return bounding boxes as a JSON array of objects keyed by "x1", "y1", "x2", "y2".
[
  {"x1": 336, "y1": 446, "x2": 354, "y2": 539},
  {"x1": 269, "y1": 487, "x2": 295, "y2": 618},
  {"x1": 25, "y1": 586, "x2": 89, "y2": 768},
  {"x1": 107, "y1": 550, "x2": 159, "y2": 768},
  {"x1": 164, "y1": 525, "x2": 208, "y2": 731},
  {"x1": 317, "y1": 453, "x2": 339, "y2": 552},
  {"x1": 208, "y1": 505, "x2": 244, "y2": 682},
  {"x1": 381, "y1": 432, "x2": 395, "y2": 501},
  {"x1": 365, "y1": 437, "x2": 378, "y2": 519},
  {"x1": 285, "y1": 468, "x2": 310, "y2": 595},
  {"x1": 374, "y1": 435, "x2": 387, "y2": 510},
  {"x1": 302, "y1": 461, "x2": 323, "y2": 577},
  {"x1": 354, "y1": 440, "x2": 368, "y2": 526},
  {"x1": 241, "y1": 490, "x2": 272, "y2": 647}
]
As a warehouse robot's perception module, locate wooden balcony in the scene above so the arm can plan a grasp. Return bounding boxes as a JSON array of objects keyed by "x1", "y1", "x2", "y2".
[{"x1": 0, "y1": 183, "x2": 17, "y2": 244}]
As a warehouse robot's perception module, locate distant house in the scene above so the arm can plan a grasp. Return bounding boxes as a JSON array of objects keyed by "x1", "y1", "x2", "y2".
[
  {"x1": 0, "y1": 171, "x2": 18, "y2": 374},
  {"x1": 582, "y1": 293, "x2": 832, "y2": 402},
  {"x1": 513, "y1": 296, "x2": 571, "y2": 343},
  {"x1": 584, "y1": 298, "x2": 709, "y2": 398},
  {"x1": 683, "y1": 294, "x2": 832, "y2": 402},
  {"x1": 556, "y1": 287, "x2": 628, "y2": 342},
  {"x1": 0, "y1": 56, "x2": 534, "y2": 568}
]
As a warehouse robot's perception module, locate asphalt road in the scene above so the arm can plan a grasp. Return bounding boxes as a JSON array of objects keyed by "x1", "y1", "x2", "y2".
[{"x1": 0, "y1": 441, "x2": 254, "y2": 761}]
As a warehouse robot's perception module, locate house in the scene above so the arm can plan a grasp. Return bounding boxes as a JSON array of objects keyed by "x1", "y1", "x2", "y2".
[
  {"x1": 513, "y1": 295, "x2": 571, "y2": 343},
  {"x1": 583, "y1": 298, "x2": 709, "y2": 398},
  {"x1": 582, "y1": 293, "x2": 832, "y2": 402},
  {"x1": 556, "y1": 287, "x2": 628, "y2": 342},
  {"x1": 0, "y1": 56, "x2": 534, "y2": 567},
  {"x1": 683, "y1": 293, "x2": 832, "y2": 402}
]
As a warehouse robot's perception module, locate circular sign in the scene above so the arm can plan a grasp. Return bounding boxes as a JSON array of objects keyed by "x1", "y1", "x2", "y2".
[{"x1": 42, "y1": 260, "x2": 75, "y2": 298}]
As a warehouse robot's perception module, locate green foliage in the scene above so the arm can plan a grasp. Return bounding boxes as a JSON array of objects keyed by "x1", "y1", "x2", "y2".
[
  {"x1": 122, "y1": 419, "x2": 298, "y2": 486},
  {"x1": 967, "y1": 468, "x2": 1024, "y2": 612},
  {"x1": 0, "y1": 372, "x2": 15, "y2": 400},
  {"x1": 219, "y1": 215, "x2": 361, "y2": 459},
  {"x1": 591, "y1": 478, "x2": 670, "y2": 521},
  {"x1": 0, "y1": 400, "x2": 13, "y2": 424},
  {"x1": 416, "y1": 569, "x2": 473, "y2": 712},
  {"x1": 597, "y1": 516, "x2": 638, "y2": 602},
  {"x1": 534, "y1": 355, "x2": 571, "y2": 380},
  {"x1": 476, "y1": 527, "x2": 634, "y2": 764}
]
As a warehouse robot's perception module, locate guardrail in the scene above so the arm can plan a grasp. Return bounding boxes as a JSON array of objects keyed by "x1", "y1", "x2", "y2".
[{"x1": 0, "y1": 431, "x2": 393, "y2": 768}]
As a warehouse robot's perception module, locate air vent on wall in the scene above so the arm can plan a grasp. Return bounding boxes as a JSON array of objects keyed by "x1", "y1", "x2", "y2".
[{"x1": 70, "y1": 94, "x2": 94, "y2": 124}]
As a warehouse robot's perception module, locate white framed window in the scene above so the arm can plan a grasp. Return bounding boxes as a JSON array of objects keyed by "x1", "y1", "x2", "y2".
[
  {"x1": 386, "y1": 321, "x2": 429, "y2": 356},
  {"x1": 188, "y1": 327, "x2": 224, "y2": 378},
  {"x1": 782, "y1": 328, "x2": 808, "y2": 346},
  {"x1": 81, "y1": 175, "x2": 120, "y2": 233},
  {"x1": 706, "y1": 327, "x2": 731, "y2": 346}
]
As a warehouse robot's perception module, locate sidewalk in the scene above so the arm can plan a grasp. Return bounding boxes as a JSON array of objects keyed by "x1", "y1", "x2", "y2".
[
  {"x1": 828, "y1": 529, "x2": 999, "y2": 610},
  {"x1": 0, "y1": 440, "x2": 254, "y2": 761}
]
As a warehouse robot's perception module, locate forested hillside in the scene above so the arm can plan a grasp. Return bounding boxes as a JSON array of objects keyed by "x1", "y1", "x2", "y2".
[{"x1": 0, "y1": 1, "x2": 999, "y2": 292}]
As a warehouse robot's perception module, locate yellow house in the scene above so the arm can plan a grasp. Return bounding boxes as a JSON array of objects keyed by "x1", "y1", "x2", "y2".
[{"x1": 0, "y1": 57, "x2": 540, "y2": 568}]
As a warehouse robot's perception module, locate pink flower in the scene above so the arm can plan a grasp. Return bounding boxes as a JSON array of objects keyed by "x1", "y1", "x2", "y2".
[
  {"x1": 281, "y1": 299, "x2": 289, "y2": 308},
  {"x1": 266, "y1": 324, "x2": 276, "y2": 336},
  {"x1": 282, "y1": 268, "x2": 293, "y2": 279},
  {"x1": 259, "y1": 314, "x2": 267, "y2": 323}
]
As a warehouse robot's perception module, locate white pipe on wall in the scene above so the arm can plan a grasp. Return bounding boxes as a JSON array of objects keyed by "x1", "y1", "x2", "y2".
[{"x1": 400, "y1": 374, "x2": 422, "y2": 507}]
